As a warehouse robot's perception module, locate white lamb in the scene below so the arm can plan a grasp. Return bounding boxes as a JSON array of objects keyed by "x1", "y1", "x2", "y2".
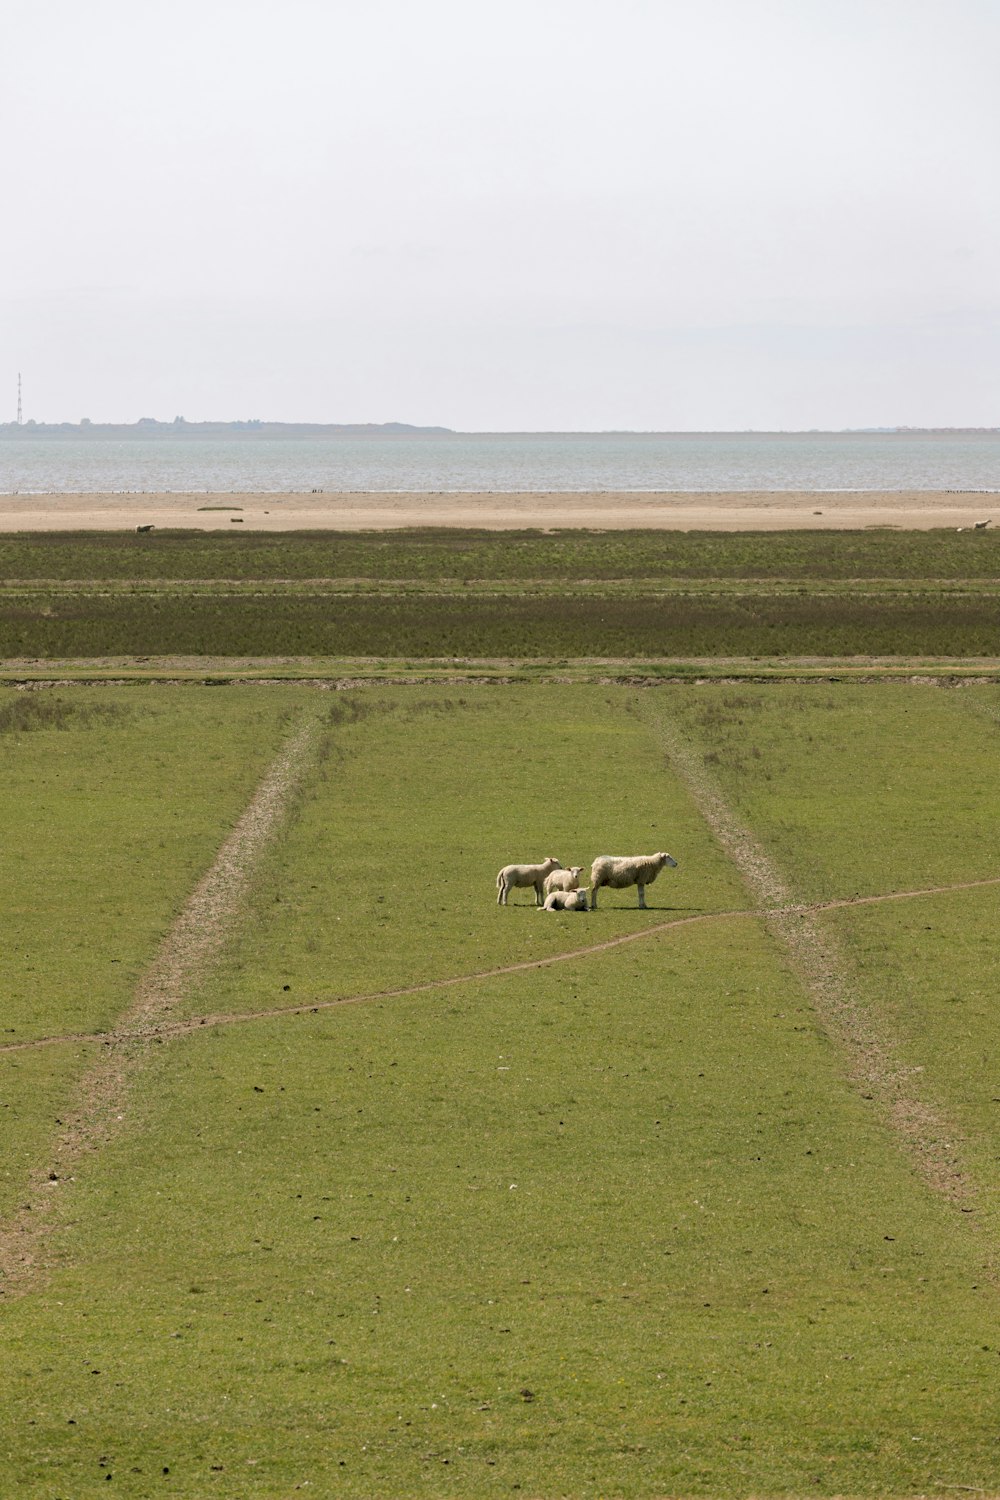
[
  {"x1": 496, "y1": 856, "x2": 562, "y2": 906},
  {"x1": 589, "y1": 852, "x2": 678, "y2": 909},
  {"x1": 542, "y1": 887, "x2": 589, "y2": 911},
  {"x1": 543, "y1": 866, "x2": 583, "y2": 896}
]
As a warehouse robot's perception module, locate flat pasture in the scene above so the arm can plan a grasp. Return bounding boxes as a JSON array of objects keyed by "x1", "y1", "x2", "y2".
[{"x1": 2, "y1": 680, "x2": 1000, "y2": 1498}]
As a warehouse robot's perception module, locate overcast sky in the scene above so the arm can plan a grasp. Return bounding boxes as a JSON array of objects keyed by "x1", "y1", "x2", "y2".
[{"x1": 2, "y1": 0, "x2": 997, "y2": 429}]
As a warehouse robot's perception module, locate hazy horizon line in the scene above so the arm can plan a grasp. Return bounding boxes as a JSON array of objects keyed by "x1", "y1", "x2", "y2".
[{"x1": 3, "y1": 419, "x2": 1000, "y2": 437}]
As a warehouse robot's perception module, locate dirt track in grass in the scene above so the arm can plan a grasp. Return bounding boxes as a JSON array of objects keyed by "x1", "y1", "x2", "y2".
[
  {"x1": 0, "y1": 708, "x2": 324, "y2": 1296},
  {"x1": 656, "y1": 716, "x2": 979, "y2": 1208}
]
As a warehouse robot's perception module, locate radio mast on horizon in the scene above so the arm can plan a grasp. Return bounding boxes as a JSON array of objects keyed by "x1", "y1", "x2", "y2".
[{"x1": 17, "y1": 372, "x2": 22, "y2": 425}]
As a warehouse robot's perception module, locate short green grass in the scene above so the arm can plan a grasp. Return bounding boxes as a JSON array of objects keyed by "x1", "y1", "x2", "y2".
[
  {"x1": 652, "y1": 679, "x2": 1000, "y2": 1244},
  {"x1": 0, "y1": 685, "x2": 302, "y2": 1044},
  {"x1": 826, "y1": 886, "x2": 1000, "y2": 1224},
  {"x1": 649, "y1": 682, "x2": 1000, "y2": 900},
  {"x1": 0, "y1": 685, "x2": 304, "y2": 1221},
  {"x1": 190, "y1": 685, "x2": 739, "y2": 1021},
  {"x1": 2, "y1": 683, "x2": 1000, "y2": 1496},
  {"x1": 6, "y1": 922, "x2": 999, "y2": 1497}
]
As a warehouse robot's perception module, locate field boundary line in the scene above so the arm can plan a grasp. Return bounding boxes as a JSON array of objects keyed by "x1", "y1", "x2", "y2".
[
  {"x1": 4, "y1": 872, "x2": 1000, "y2": 1057},
  {"x1": 653, "y1": 709, "x2": 978, "y2": 1210},
  {"x1": 0, "y1": 707, "x2": 326, "y2": 1298}
]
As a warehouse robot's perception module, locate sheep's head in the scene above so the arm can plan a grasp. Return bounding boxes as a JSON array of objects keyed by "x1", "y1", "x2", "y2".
[{"x1": 657, "y1": 852, "x2": 678, "y2": 868}]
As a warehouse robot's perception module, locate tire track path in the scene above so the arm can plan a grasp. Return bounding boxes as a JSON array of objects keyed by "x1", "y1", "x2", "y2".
[
  {"x1": 655, "y1": 711, "x2": 981, "y2": 1209},
  {"x1": 0, "y1": 708, "x2": 324, "y2": 1297}
]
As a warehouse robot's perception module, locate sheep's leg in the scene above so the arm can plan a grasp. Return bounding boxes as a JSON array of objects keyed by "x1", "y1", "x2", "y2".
[
  {"x1": 497, "y1": 881, "x2": 507, "y2": 906},
  {"x1": 535, "y1": 881, "x2": 544, "y2": 906},
  {"x1": 637, "y1": 883, "x2": 646, "y2": 909},
  {"x1": 590, "y1": 883, "x2": 599, "y2": 909}
]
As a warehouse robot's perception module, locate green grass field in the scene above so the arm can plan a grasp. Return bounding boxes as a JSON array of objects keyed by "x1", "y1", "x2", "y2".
[{"x1": 2, "y1": 678, "x2": 1000, "y2": 1497}]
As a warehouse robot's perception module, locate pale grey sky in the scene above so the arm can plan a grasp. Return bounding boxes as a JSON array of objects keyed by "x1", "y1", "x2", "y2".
[{"x1": 2, "y1": 0, "x2": 997, "y2": 429}]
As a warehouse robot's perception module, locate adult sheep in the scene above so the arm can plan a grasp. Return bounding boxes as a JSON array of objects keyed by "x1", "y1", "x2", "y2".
[
  {"x1": 542, "y1": 887, "x2": 588, "y2": 911},
  {"x1": 589, "y1": 852, "x2": 677, "y2": 909},
  {"x1": 496, "y1": 856, "x2": 561, "y2": 906},
  {"x1": 544, "y1": 866, "x2": 583, "y2": 895}
]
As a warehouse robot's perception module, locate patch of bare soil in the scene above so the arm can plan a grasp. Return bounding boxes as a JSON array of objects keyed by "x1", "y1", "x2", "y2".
[
  {"x1": 0, "y1": 711, "x2": 323, "y2": 1299},
  {"x1": 656, "y1": 715, "x2": 976, "y2": 1210}
]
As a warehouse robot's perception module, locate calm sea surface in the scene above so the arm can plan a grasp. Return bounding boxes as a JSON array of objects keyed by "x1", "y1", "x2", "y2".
[{"x1": 1, "y1": 432, "x2": 999, "y2": 494}]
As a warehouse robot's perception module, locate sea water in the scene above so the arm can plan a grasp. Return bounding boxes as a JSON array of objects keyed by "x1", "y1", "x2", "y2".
[{"x1": 1, "y1": 431, "x2": 998, "y2": 495}]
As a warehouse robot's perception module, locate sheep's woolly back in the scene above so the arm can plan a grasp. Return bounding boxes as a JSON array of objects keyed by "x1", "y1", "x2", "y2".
[
  {"x1": 497, "y1": 856, "x2": 561, "y2": 886},
  {"x1": 590, "y1": 853, "x2": 675, "y2": 889},
  {"x1": 497, "y1": 857, "x2": 563, "y2": 904}
]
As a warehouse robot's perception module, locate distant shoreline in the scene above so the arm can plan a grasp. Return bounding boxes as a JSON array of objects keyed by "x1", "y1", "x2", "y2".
[
  {"x1": 0, "y1": 490, "x2": 996, "y2": 532},
  {"x1": 2, "y1": 423, "x2": 999, "y2": 439}
]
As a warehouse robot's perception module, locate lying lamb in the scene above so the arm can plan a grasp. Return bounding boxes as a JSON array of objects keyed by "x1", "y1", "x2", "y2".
[
  {"x1": 542, "y1": 887, "x2": 589, "y2": 911},
  {"x1": 589, "y1": 852, "x2": 678, "y2": 909},
  {"x1": 544, "y1": 866, "x2": 583, "y2": 895},
  {"x1": 496, "y1": 856, "x2": 561, "y2": 906}
]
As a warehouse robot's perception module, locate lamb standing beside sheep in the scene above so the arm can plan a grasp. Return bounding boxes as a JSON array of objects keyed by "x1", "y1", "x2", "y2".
[
  {"x1": 496, "y1": 856, "x2": 562, "y2": 906},
  {"x1": 589, "y1": 852, "x2": 678, "y2": 909},
  {"x1": 543, "y1": 866, "x2": 583, "y2": 895}
]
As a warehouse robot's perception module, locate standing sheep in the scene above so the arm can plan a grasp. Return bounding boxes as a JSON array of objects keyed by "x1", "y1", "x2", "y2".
[
  {"x1": 543, "y1": 866, "x2": 583, "y2": 896},
  {"x1": 496, "y1": 856, "x2": 562, "y2": 906},
  {"x1": 589, "y1": 852, "x2": 678, "y2": 909},
  {"x1": 542, "y1": 887, "x2": 589, "y2": 911}
]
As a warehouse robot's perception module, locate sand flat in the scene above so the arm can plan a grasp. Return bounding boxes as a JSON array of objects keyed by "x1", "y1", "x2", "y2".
[{"x1": 0, "y1": 489, "x2": 995, "y2": 531}]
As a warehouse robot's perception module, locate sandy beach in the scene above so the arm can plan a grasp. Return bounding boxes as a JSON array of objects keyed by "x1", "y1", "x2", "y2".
[{"x1": 0, "y1": 489, "x2": 995, "y2": 532}]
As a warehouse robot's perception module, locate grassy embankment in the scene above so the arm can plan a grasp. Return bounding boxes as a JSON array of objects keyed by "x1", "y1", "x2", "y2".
[
  {"x1": 2, "y1": 528, "x2": 1000, "y2": 660},
  {"x1": 2, "y1": 682, "x2": 999, "y2": 1497}
]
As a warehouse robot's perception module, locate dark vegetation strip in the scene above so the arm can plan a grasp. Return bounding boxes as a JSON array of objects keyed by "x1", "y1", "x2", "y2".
[
  {"x1": 2, "y1": 591, "x2": 1000, "y2": 657},
  {"x1": 4, "y1": 527, "x2": 1000, "y2": 580}
]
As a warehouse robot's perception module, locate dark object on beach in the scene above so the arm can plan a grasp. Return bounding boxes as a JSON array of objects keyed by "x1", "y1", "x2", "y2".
[
  {"x1": 135, "y1": 524, "x2": 154, "y2": 534},
  {"x1": 230, "y1": 517, "x2": 244, "y2": 523}
]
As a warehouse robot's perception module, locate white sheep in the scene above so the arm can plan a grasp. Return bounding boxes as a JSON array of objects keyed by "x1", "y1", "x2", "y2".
[
  {"x1": 496, "y1": 856, "x2": 562, "y2": 906},
  {"x1": 543, "y1": 866, "x2": 583, "y2": 895},
  {"x1": 542, "y1": 887, "x2": 589, "y2": 911},
  {"x1": 589, "y1": 852, "x2": 678, "y2": 909}
]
